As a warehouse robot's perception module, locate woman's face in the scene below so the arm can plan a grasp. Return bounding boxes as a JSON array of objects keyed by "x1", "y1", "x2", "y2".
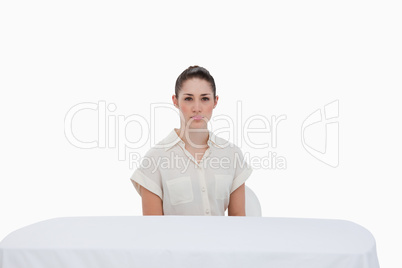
[{"x1": 172, "y1": 78, "x2": 218, "y2": 129}]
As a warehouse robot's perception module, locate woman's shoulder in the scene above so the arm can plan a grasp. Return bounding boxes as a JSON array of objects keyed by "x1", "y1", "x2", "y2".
[
  {"x1": 210, "y1": 132, "x2": 242, "y2": 153},
  {"x1": 143, "y1": 130, "x2": 179, "y2": 156}
]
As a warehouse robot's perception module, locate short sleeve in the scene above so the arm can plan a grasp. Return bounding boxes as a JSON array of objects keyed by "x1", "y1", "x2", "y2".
[
  {"x1": 230, "y1": 146, "x2": 253, "y2": 194},
  {"x1": 130, "y1": 150, "x2": 163, "y2": 200}
]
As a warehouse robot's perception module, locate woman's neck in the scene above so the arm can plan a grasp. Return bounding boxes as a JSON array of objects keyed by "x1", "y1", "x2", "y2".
[{"x1": 175, "y1": 128, "x2": 209, "y2": 149}]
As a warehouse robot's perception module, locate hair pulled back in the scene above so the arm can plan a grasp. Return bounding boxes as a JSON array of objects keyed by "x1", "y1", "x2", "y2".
[{"x1": 175, "y1": 66, "x2": 216, "y2": 98}]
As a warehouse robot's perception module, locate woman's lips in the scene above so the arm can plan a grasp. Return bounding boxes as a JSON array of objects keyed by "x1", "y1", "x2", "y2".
[{"x1": 192, "y1": 115, "x2": 203, "y2": 120}]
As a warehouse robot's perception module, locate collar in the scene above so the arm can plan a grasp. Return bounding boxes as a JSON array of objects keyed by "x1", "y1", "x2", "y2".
[{"x1": 163, "y1": 128, "x2": 224, "y2": 151}]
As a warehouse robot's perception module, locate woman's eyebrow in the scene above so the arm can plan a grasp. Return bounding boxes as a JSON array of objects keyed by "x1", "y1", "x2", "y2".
[{"x1": 183, "y1": 93, "x2": 211, "y2": 96}]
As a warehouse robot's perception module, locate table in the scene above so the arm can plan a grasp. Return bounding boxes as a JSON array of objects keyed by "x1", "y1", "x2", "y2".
[{"x1": 0, "y1": 216, "x2": 380, "y2": 268}]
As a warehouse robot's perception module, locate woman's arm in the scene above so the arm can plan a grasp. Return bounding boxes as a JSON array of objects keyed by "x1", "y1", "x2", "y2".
[
  {"x1": 140, "y1": 186, "x2": 164, "y2": 215},
  {"x1": 228, "y1": 183, "x2": 246, "y2": 216}
]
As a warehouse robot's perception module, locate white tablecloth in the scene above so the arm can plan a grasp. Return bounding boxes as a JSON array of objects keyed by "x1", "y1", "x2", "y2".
[{"x1": 0, "y1": 216, "x2": 380, "y2": 268}]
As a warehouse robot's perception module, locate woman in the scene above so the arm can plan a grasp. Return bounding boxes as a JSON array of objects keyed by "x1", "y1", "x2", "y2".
[{"x1": 130, "y1": 66, "x2": 252, "y2": 216}]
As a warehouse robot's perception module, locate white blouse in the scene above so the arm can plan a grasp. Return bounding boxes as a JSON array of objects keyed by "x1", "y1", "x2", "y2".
[{"x1": 130, "y1": 129, "x2": 253, "y2": 216}]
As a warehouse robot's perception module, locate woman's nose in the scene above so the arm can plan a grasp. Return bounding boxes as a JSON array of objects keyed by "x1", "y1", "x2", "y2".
[{"x1": 192, "y1": 100, "x2": 201, "y2": 112}]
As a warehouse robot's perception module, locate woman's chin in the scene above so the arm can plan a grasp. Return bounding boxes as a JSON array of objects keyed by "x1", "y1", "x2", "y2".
[{"x1": 187, "y1": 121, "x2": 208, "y2": 129}]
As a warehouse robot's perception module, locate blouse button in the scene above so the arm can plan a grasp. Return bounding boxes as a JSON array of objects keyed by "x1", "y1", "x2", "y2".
[
  {"x1": 205, "y1": 209, "x2": 210, "y2": 214},
  {"x1": 202, "y1": 187, "x2": 206, "y2": 192}
]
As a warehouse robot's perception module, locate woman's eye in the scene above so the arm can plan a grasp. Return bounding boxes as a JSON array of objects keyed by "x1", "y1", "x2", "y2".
[{"x1": 184, "y1": 97, "x2": 209, "y2": 101}]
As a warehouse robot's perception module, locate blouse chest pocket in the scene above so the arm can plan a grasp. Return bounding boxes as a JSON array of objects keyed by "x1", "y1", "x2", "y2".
[
  {"x1": 166, "y1": 176, "x2": 194, "y2": 205},
  {"x1": 215, "y1": 174, "x2": 233, "y2": 200}
]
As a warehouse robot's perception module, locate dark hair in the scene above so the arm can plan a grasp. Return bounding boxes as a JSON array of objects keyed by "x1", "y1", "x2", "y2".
[{"x1": 175, "y1": 65, "x2": 216, "y2": 99}]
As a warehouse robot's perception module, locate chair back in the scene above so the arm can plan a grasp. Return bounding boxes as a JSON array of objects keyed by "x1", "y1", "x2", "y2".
[{"x1": 245, "y1": 185, "x2": 262, "y2": 217}]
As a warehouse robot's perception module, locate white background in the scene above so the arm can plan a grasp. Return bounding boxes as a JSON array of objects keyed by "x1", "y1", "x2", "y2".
[{"x1": 1, "y1": 1, "x2": 401, "y2": 267}]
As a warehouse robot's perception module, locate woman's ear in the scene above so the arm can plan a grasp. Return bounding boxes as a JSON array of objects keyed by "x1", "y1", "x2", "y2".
[
  {"x1": 214, "y1": 95, "x2": 219, "y2": 108},
  {"x1": 172, "y1": 94, "x2": 179, "y2": 108}
]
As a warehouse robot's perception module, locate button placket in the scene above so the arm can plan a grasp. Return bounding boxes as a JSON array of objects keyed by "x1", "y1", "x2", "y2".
[
  {"x1": 197, "y1": 166, "x2": 211, "y2": 215},
  {"x1": 180, "y1": 143, "x2": 199, "y2": 167}
]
